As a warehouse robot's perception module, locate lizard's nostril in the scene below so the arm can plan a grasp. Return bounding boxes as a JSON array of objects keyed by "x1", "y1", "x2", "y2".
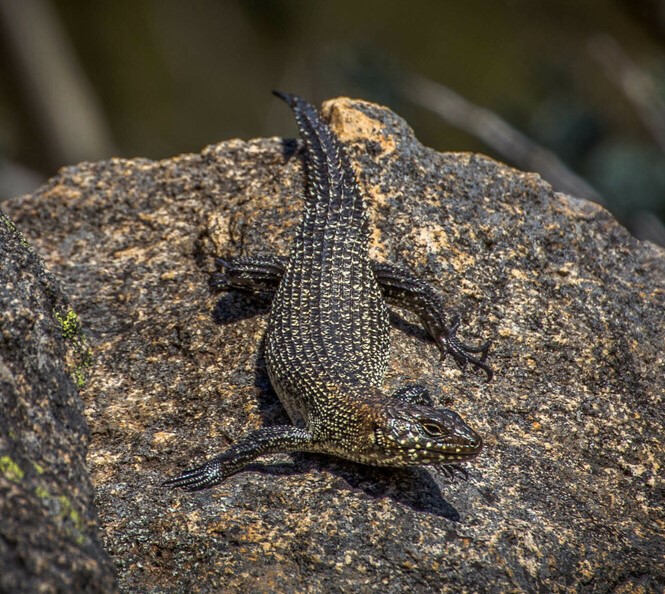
[{"x1": 469, "y1": 432, "x2": 483, "y2": 451}]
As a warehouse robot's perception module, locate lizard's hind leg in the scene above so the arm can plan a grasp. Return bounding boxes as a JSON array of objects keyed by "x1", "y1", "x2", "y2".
[
  {"x1": 211, "y1": 255, "x2": 287, "y2": 293},
  {"x1": 372, "y1": 262, "x2": 493, "y2": 380}
]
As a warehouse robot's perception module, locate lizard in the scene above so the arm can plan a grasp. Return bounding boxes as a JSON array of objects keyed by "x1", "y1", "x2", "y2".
[{"x1": 164, "y1": 92, "x2": 491, "y2": 491}]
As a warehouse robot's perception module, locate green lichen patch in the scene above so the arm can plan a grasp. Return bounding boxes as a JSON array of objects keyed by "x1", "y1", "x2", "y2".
[
  {"x1": 35, "y1": 485, "x2": 49, "y2": 499},
  {"x1": 0, "y1": 455, "x2": 25, "y2": 482},
  {"x1": 53, "y1": 307, "x2": 94, "y2": 389},
  {"x1": 76, "y1": 346, "x2": 94, "y2": 389},
  {"x1": 54, "y1": 308, "x2": 82, "y2": 340},
  {"x1": 0, "y1": 211, "x2": 31, "y2": 248},
  {"x1": 56, "y1": 494, "x2": 87, "y2": 545},
  {"x1": 34, "y1": 484, "x2": 88, "y2": 545}
]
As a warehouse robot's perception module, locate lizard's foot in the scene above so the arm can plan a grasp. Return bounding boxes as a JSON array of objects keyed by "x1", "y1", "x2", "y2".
[
  {"x1": 209, "y1": 258, "x2": 233, "y2": 291},
  {"x1": 431, "y1": 463, "x2": 469, "y2": 481},
  {"x1": 440, "y1": 316, "x2": 493, "y2": 381},
  {"x1": 163, "y1": 458, "x2": 226, "y2": 491},
  {"x1": 210, "y1": 273, "x2": 228, "y2": 290}
]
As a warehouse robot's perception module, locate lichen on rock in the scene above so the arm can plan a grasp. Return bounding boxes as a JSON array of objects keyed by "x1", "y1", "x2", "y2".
[
  {"x1": 54, "y1": 306, "x2": 93, "y2": 389},
  {"x1": 0, "y1": 210, "x2": 117, "y2": 593}
]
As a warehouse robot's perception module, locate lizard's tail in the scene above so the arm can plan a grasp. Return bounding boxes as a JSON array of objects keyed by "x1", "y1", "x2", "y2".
[{"x1": 272, "y1": 90, "x2": 367, "y2": 229}]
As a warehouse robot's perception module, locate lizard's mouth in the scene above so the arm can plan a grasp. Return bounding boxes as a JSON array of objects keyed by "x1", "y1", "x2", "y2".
[
  {"x1": 411, "y1": 425, "x2": 483, "y2": 461},
  {"x1": 374, "y1": 428, "x2": 482, "y2": 465},
  {"x1": 408, "y1": 444, "x2": 481, "y2": 464}
]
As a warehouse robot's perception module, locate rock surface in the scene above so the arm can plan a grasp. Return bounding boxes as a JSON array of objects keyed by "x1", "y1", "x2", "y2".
[
  {"x1": 4, "y1": 97, "x2": 664, "y2": 593},
  {"x1": 0, "y1": 214, "x2": 118, "y2": 593}
]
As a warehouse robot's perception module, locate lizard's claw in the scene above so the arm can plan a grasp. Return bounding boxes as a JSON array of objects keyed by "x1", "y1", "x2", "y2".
[
  {"x1": 209, "y1": 272, "x2": 228, "y2": 290},
  {"x1": 431, "y1": 463, "x2": 469, "y2": 481},
  {"x1": 440, "y1": 316, "x2": 493, "y2": 381},
  {"x1": 209, "y1": 258, "x2": 232, "y2": 291}
]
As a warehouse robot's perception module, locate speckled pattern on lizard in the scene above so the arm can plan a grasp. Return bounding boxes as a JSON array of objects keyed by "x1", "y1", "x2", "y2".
[{"x1": 163, "y1": 92, "x2": 492, "y2": 491}]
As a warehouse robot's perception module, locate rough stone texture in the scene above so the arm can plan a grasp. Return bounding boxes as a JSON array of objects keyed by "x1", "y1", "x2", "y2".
[
  {"x1": 0, "y1": 214, "x2": 118, "y2": 593},
  {"x1": 4, "y1": 97, "x2": 664, "y2": 593}
]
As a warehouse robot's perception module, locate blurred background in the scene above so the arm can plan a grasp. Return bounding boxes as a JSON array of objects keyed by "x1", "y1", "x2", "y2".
[{"x1": 1, "y1": 0, "x2": 665, "y2": 245}]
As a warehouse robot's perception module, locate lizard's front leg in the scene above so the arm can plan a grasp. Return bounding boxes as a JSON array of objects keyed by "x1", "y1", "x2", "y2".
[{"x1": 163, "y1": 426, "x2": 316, "y2": 490}]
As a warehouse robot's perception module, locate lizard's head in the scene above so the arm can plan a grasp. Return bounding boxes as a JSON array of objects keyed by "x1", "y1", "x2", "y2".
[{"x1": 371, "y1": 401, "x2": 482, "y2": 467}]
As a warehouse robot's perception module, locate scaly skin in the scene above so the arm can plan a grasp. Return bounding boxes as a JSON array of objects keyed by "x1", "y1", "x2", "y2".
[{"x1": 164, "y1": 92, "x2": 490, "y2": 491}]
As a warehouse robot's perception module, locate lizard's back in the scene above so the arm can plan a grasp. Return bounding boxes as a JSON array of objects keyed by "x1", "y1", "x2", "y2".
[{"x1": 264, "y1": 93, "x2": 389, "y2": 425}]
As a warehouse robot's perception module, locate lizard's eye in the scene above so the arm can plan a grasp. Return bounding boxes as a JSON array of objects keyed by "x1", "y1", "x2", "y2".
[{"x1": 421, "y1": 422, "x2": 444, "y2": 437}]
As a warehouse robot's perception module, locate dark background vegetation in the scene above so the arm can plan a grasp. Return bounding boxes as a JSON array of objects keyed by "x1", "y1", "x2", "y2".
[{"x1": 1, "y1": 0, "x2": 665, "y2": 245}]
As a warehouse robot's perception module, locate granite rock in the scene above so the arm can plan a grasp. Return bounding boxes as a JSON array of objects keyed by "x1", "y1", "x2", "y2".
[
  {"x1": 0, "y1": 214, "x2": 118, "y2": 593},
  {"x1": 4, "y1": 97, "x2": 664, "y2": 593}
]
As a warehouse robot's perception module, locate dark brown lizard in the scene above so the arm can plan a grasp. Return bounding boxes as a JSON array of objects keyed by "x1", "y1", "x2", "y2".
[{"x1": 164, "y1": 92, "x2": 491, "y2": 490}]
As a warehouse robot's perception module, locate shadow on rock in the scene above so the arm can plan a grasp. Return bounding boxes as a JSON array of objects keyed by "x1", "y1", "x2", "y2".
[{"x1": 233, "y1": 457, "x2": 462, "y2": 520}]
